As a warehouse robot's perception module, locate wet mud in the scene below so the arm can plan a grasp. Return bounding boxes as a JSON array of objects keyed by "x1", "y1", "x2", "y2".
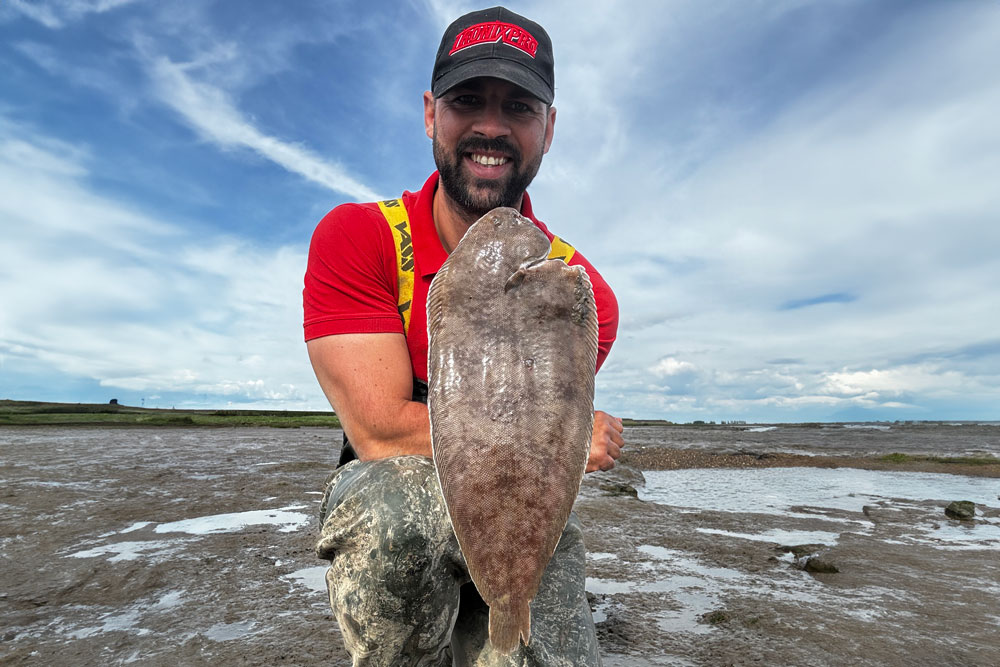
[{"x1": 1, "y1": 424, "x2": 998, "y2": 666}]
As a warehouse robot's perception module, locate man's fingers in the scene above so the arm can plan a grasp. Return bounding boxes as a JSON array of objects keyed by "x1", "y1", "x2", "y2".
[{"x1": 588, "y1": 411, "x2": 625, "y2": 473}]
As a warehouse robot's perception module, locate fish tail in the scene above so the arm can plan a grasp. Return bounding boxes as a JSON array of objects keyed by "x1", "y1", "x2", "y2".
[{"x1": 488, "y1": 600, "x2": 530, "y2": 655}]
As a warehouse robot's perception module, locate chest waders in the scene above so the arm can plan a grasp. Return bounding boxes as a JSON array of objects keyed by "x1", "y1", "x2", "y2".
[{"x1": 336, "y1": 199, "x2": 578, "y2": 466}]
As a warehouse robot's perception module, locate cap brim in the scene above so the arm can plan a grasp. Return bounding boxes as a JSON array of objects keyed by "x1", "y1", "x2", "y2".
[{"x1": 432, "y1": 58, "x2": 554, "y2": 105}]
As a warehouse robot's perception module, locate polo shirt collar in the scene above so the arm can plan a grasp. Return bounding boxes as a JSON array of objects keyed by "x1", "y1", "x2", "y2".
[{"x1": 410, "y1": 171, "x2": 537, "y2": 278}]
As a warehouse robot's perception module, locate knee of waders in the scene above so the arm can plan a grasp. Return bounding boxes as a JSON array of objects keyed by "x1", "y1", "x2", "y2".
[{"x1": 317, "y1": 457, "x2": 459, "y2": 574}]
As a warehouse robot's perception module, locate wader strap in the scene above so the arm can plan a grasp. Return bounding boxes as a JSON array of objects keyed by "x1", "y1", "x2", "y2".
[
  {"x1": 548, "y1": 235, "x2": 576, "y2": 263},
  {"x1": 377, "y1": 199, "x2": 415, "y2": 335}
]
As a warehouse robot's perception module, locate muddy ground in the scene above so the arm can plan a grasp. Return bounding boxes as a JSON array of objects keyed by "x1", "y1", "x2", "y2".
[{"x1": 1, "y1": 424, "x2": 998, "y2": 666}]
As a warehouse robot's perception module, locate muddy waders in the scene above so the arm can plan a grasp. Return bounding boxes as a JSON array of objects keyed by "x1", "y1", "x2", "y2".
[{"x1": 317, "y1": 455, "x2": 601, "y2": 667}]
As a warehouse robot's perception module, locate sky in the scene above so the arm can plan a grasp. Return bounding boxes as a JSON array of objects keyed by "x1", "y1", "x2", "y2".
[{"x1": 1, "y1": 0, "x2": 999, "y2": 423}]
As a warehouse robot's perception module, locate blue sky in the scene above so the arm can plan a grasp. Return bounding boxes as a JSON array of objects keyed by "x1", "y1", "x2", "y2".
[{"x1": 2, "y1": 0, "x2": 998, "y2": 422}]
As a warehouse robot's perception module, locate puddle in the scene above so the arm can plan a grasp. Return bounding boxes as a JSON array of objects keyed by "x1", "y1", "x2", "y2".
[
  {"x1": 282, "y1": 566, "x2": 328, "y2": 594},
  {"x1": 696, "y1": 527, "x2": 842, "y2": 546},
  {"x1": 154, "y1": 505, "x2": 310, "y2": 535},
  {"x1": 746, "y1": 426, "x2": 777, "y2": 432},
  {"x1": 57, "y1": 590, "x2": 186, "y2": 640},
  {"x1": 641, "y1": 468, "x2": 1000, "y2": 514},
  {"x1": 68, "y1": 539, "x2": 190, "y2": 562},
  {"x1": 655, "y1": 590, "x2": 715, "y2": 635},
  {"x1": 587, "y1": 545, "x2": 751, "y2": 633},
  {"x1": 203, "y1": 620, "x2": 257, "y2": 641},
  {"x1": 636, "y1": 545, "x2": 747, "y2": 581},
  {"x1": 68, "y1": 506, "x2": 312, "y2": 562},
  {"x1": 68, "y1": 609, "x2": 146, "y2": 639},
  {"x1": 642, "y1": 468, "x2": 999, "y2": 549},
  {"x1": 585, "y1": 533, "x2": 965, "y2": 638},
  {"x1": 120, "y1": 521, "x2": 154, "y2": 534},
  {"x1": 591, "y1": 599, "x2": 611, "y2": 623},
  {"x1": 152, "y1": 591, "x2": 185, "y2": 610},
  {"x1": 97, "y1": 521, "x2": 153, "y2": 538},
  {"x1": 897, "y1": 521, "x2": 1000, "y2": 550}
]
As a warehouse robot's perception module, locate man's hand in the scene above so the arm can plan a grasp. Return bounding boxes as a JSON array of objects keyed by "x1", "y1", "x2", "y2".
[{"x1": 586, "y1": 410, "x2": 624, "y2": 473}]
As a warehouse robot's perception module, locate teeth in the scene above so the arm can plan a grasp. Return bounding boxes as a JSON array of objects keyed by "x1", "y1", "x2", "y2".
[{"x1": 471, "y1": 154, "x2": 508, "y2": 166}]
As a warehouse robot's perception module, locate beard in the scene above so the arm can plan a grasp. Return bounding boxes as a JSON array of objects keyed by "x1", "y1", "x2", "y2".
[{"x1": 433, "y1": 131, "x2": 543, "y2": 218}]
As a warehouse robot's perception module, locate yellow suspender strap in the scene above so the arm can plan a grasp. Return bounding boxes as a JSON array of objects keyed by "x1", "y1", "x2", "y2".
[
  {"x1": 376, "y1": 199, "x2": 415, "y2": 335},
  {"x1": 548, "y1": 235, "x2": 577, "y2": 263}
]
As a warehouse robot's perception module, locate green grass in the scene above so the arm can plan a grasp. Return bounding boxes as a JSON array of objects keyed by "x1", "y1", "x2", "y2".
[
  {"x1": 879, "y1": 452, "x2": 998, "y2": 466},
  {"x1": 621, "y1": 418, "x2": 675, "y2": 426},
  {"x1": 0, "y1": 400, "x2": 341, "y2": 428}
]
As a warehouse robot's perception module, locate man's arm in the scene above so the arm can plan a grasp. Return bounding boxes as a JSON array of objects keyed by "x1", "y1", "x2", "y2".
[{"x1": 307, "y1": 333, "x2": 432, "y2": 461}]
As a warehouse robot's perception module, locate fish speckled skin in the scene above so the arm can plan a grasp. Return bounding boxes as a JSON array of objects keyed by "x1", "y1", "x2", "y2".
[{"x1": 427, "y1": 207, "x2": 598, "y2": 655}]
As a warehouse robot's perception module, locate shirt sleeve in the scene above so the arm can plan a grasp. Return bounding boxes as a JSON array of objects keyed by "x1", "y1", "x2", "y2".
[{"x1": 303, "y1": 203, "x2": 405, "y2": 341}]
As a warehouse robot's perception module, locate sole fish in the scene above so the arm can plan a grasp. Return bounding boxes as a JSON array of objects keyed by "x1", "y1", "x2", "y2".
[{"x1": 427, "y1": 207, "x2": 598, "y2": 654}]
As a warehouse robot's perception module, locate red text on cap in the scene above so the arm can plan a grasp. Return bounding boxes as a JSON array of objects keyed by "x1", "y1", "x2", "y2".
[{"x1": 449, "y1": 21, "x2": 538, "y2": 58}]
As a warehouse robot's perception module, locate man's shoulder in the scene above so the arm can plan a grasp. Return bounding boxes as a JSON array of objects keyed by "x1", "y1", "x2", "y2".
[
  {"x1": 316, "y1": 181, "x2": 424, "y2": 234},
  {"x1": 308, "y1": 201, "x2": 400, "y2": 266},
  {"x1": 317, "y1": 201, "x2": 385, "y2": 230}
]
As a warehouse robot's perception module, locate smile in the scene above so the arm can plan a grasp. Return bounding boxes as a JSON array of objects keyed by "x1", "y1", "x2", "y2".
[{"x1": 469, "y1": 153, "x2": 509, "y2": 167}]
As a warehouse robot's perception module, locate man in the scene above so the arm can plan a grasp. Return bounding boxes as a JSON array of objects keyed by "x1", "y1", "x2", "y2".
[{"x1": 303, "y1": 7, "x2": 623, "y2": 666}]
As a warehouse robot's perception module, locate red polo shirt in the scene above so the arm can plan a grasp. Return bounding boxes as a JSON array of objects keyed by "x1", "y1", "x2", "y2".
[{"x1": 304, "y1": 172, "x2": 618, "y2": 381}]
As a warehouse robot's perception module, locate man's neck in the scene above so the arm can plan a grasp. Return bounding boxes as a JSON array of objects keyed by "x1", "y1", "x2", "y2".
[{"x1": 431, "y1": 185, "x2": 524, "y2": 254}]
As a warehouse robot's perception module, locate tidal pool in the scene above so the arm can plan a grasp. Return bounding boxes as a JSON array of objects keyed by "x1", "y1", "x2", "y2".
[
  {"x1": 639, "y1": 467, "x2": 1000, "y2": 549},
  {"x1": 640, "y1": 467, "x2": 1000, "y2": 514},
  {"x1": 153, "y1": 505, "x2": 310, "y2": 535}
]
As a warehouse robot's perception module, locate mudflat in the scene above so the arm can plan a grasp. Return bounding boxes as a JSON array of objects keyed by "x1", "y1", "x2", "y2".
[{"x1": 1, "y1": 423, "x2": 998, "y2": 666}]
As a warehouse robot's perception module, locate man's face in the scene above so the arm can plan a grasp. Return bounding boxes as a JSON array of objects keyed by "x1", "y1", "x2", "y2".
[{"x1": 424, "y1": 77, "x2": 556, "y2": 218}]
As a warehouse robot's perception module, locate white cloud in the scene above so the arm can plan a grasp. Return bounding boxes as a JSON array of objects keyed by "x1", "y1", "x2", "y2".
[
  {"x1": 650, "y1": 357, "x2": 696, "y2": 377},
  {"x1": 823, "y1": 366, "x2": 968, "y2": 398},
  {"x1": 0, "y1": 120, "x2": 326, "y2": 409},
  {"x1": 8, "y1": 0, "x2": 138, "y2": 28},
  {"x1": 144, "y1": 55, "x2": 382, "y2": 202}
]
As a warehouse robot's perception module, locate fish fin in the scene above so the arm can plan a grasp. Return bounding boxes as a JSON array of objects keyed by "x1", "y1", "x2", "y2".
[
  {"x1": 571, "y1": 266, "x2": 600, "y2": 376},
  {"x1": 488, "y1": 600, "x2": 531, "y2": 655},
  {"x1": 504, "y1": 258, "x2": 548, "y2": 292},
  {"x1": 427, "y1": 256, "x2": 452, "y2": 336},
  {"x1": 503, "y1": 267, "x2": 528, "y2": 292}
]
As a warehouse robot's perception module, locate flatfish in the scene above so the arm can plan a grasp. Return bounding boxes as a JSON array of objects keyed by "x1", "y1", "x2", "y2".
[{"x1": 427, "y1": 207, "x2": 598, "y2": 654}]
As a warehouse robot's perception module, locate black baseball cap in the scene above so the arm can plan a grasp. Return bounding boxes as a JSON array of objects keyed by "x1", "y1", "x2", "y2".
[{"x1": 431, "y1": 6, "x2": 554, "y2": 105}]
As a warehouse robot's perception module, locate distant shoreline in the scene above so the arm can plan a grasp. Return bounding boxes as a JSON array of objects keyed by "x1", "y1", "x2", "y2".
[
  {"x1": 4, "y1": 399, "x2": 995, "y2": 429},
  {"x1": 0, "y1": 399, "x2": 341, "y2": 428}
]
